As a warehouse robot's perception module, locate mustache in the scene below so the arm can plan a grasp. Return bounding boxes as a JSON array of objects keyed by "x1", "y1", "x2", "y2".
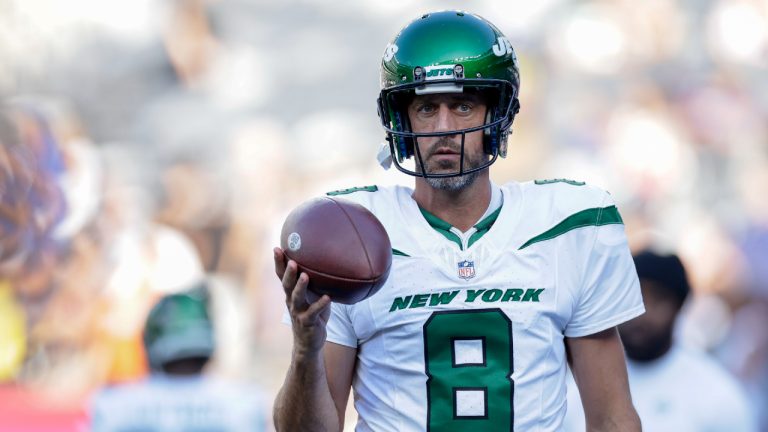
[{"x1": 424, "y1": 137, "x2": 463, "y2": 157}]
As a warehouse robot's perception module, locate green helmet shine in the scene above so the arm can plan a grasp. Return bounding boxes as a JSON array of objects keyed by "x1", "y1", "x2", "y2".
[
  {"x1": 143, "y1": 287, "x2": 214, "y2": 372},
  {"x1": 377, "y1": 11, "x2": 521, "y2": 178},
  {"x1": 380, "y1": 12, "x2": 518, "y2": 88}
]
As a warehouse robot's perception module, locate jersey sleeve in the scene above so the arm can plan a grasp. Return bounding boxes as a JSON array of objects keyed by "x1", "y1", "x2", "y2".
[
  {"x1": 564, "y1": 197, "x2": 645, "y2": 338},
  {"x1": 325, "y1": 303, "x2": 358, "y2": 348}
]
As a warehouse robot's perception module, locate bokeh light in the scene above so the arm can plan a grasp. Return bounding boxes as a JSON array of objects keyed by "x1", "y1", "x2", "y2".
[{"x1": 1, "y1": 0, "x2": 767, "y2": 430}]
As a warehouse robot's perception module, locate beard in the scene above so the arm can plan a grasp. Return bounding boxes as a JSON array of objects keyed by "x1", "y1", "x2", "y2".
[
  {"x1": 416, "y1": 137, "x2": 487, "y2": 191},
  {"x1": 619, "y1": 327, "x2": 673, "y2": 363}
]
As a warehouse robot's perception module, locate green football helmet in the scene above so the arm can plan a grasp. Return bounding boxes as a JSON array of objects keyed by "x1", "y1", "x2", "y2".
[
  {"x1": 377, "y1": 11, "x2": 521, "y2": 178},
  {"x1": 143, "y1": 286, "x2": 214, "y2": 372}
]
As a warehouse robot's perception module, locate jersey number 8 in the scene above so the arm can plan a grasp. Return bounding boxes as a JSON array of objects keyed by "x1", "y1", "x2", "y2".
[{"x1": 423, "y1": 309, "x2": 514, "y2": 431}]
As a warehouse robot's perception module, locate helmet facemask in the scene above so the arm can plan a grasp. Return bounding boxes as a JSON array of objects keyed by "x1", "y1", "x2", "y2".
[{"x1": 378, "y1": 77, "x2": 519, "y2": 179}]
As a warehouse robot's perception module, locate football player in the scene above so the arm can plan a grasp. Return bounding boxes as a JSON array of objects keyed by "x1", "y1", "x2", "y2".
[
  {"x1": 564, "y1": 251, "x2": 757, "y2": 431},
  {"x1": 274, "y1": 11, "x2": 644, "y2": 431},
  {"x1": 91, "y1": 285, "x2": 268, "y2": 431}
]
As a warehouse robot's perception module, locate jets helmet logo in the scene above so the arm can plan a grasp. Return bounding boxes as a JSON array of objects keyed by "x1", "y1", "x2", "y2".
[
  {"x1": 492, "y1": 36, "x2": 514, "y2": 57},
  {"x1": 383, "y1": 43, "x2": 399, "y2": 62}
]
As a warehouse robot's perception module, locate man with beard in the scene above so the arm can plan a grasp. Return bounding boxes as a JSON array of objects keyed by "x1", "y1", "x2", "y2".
[
  {"x1": 564, "y1": 250, "x2": 757, "y2": 431},
  {"x1": 274, "y1": 11, "x2": 644, "y2": 431}
]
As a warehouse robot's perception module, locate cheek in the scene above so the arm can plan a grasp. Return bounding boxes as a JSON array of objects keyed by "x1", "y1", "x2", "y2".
[
  {"x1": 655, "y1": 303, "x2": 679, "y2": 329},
  {"x1": 464, "y1": 113, "x2": 487, "y2": 142},
  {"x1": 409, "y1": 117, "x2": 430, "y2": 133},
  {"x1": 465, "y1": 130, "x2": 486, "y2": 153},
  {"x1": 412, "y1": 136, "x2": 441, "y2": 154}
]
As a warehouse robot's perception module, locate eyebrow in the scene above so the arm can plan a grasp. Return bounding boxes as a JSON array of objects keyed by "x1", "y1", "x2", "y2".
[{"x1": 410, "y1": 93, "x2": 483, "y2": 106}]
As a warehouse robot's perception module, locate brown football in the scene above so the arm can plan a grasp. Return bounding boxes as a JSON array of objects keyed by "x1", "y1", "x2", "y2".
[{"x1": 280, "y1": 196, "x2": 392, "y2": 305}]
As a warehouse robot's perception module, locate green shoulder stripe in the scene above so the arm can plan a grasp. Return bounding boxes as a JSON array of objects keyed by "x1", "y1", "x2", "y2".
[
  {"x1": 518, "y1": 205, "x2": 623, "y2": 250},
  {"x1": 326, "y1": 185, "x2": 378, "y2": 196},
  {"x1": 392, "y1": 248, "x2": 410, "y2": 257},
  {"x1": 534, "y1": 178, "x2": 586, "y2": 186}
]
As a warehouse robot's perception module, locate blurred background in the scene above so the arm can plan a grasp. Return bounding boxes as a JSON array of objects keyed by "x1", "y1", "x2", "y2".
[{"x1": 0, "y1": 0, "x2": 766, "y2": 430}]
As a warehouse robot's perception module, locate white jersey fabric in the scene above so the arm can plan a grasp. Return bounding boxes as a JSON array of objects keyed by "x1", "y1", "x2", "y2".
[
  {"x1": 91, "y1": 375, "x2": 268, "y2": 432},
  {"x1": 563, "y1": 345, "x2": 758, "y2": 432},
  {"x1": 324, "y1": 181, "x2": 644, "y2": 432}
]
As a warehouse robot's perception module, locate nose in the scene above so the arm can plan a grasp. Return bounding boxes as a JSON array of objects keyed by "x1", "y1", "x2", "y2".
[{"x1": 434, "y1": 104, "x2": 458, "y2": 134}]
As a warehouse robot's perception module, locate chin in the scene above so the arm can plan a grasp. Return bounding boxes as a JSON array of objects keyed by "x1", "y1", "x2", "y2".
[{"x1": 424, "y1": 171, "x2": 480, "y2": 191}]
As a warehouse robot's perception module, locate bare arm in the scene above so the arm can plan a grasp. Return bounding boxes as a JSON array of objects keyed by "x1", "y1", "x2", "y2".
[
  {"x1": 272, "y1": 248, "x2": 357, "y2": 432},
  {"x1": 566, "y1": 327, "x2": 641, "y2": 432},
  {"x1": 324, "y1": 342, "x2": 357, "y2": 430}
]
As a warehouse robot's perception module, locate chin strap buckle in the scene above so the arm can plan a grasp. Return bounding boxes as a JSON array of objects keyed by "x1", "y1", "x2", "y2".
[{"x1": 377, "y1": 141, "x2": 393, "y2": 170}]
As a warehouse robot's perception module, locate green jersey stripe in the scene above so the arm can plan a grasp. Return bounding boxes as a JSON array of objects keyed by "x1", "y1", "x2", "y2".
[
  {"x1": 468, "y1": 205, "x2": 503, "y2": 248},
  {"x1": 474, "y1": 205, "x2": 503, "y2": 231},
  {"x1": 326, "y1": 185, "x2": 378, "y2": 196},
  {"x1": 518, "y1": 205, "x2": 623, "y2": 250},
  {"x1": 418, "y1": 207, "x2": 463, "y2": 249},
  {"x1": 419, "y1": 204, "x2": 503, "y2": 250},
  {"x1": 392, "y1": 248, "x2": 410, "y2": 257}
]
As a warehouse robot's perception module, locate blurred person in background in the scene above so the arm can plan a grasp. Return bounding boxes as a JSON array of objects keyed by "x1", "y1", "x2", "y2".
[
  {"x1": 0, "y1": 103, "x2": 67, "y2": 302},
  {"x1": 91, "y1": 283, "x2": 268, "y2": 432},
  {"x1": 564, "y1": 250, "x2": 757, "y2": 431},
  {"x1": 137, "y1": 1, "x2": 260, "y2": 374},
  {"x1": 0, "y1": 103, "x2": 89, "y2": 430},
  {"x1": 275, "y1": 11, "x2": 643, "y2": 432}
]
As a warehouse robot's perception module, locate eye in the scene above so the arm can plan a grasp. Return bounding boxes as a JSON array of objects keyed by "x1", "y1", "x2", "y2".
[
  {"x1": 454, "y1": 102, "x2": 475, "y2": 114},
  {"x1": 417, "y1": 103, "x2": 437, "y2": 114}
]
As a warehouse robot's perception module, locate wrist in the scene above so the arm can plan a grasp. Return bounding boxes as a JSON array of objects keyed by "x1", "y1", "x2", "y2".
[{"x1": 293, "y1": 344, "x2": 324, "y2": 362}]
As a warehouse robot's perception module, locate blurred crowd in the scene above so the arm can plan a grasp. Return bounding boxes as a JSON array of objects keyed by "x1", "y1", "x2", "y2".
[{"x1": 1, "y1": 0, "x2": 767, "y2": 430}]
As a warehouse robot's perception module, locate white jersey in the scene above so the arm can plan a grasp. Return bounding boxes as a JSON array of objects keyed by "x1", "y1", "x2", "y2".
[
  {"x1": 91, "y1": 375, "x2": 268, "y2": 432},
  {"x1": 563, "y1": 345, "x2": 758, "y2": 432},
  {"x1": 324, "y1": 181, "x2": 644, "y2": 432}
]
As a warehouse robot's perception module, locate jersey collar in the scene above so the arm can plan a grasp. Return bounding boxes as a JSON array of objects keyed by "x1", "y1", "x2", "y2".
[{"x1": 417, "y1": 183, "x2": 503, "y2": 251}]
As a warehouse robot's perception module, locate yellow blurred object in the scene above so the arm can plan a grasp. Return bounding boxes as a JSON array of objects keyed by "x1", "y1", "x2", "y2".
[
  {"x1": 105, "y1": 333, "x2": 148, "y2": 383},
  {"x1": 0, "y1": 281, "x2": 27, "y2": 381}
]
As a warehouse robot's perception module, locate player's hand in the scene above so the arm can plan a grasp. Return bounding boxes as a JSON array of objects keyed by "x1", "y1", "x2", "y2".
[{"x1": 274, "y1": 247, "x2": 332, "y2": 356}]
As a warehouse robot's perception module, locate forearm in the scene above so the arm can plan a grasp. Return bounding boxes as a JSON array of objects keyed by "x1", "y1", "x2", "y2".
[{"x1": 274, "y1": 349, "x2": 340, "y2": 432}]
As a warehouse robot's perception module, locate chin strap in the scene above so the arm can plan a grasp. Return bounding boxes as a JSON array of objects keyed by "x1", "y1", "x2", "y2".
[{"x1": 377, "y1": 141, "x2": 393, "y2": 170}]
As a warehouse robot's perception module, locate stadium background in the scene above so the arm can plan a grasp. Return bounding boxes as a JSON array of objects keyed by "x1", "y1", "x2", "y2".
[{"x1": 1, "y1": 0, "x2": 766, "y2": 430}]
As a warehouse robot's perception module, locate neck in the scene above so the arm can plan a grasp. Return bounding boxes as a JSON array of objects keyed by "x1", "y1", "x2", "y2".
[{"x1": 412, "y1": 172, "x2": 492, "y2": 232}]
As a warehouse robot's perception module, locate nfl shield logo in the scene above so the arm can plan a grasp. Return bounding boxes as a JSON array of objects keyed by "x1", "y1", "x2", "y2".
[{"x1": 457, "y1": 260, "x2": 476, "y2": 280}]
